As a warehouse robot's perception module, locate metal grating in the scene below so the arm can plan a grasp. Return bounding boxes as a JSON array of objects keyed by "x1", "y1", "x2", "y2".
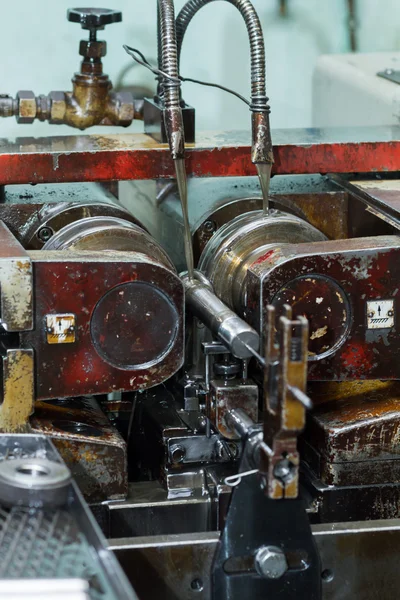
[{"x1": 0, "y1": 505, "x2": 112, "y2": 599}]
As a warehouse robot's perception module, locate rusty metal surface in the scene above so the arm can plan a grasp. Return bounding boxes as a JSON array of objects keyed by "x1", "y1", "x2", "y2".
[
  {"x1": 305, "y1": 380, "x2": 400, "y2": 487},
  {"x1": 21, "y1": 251, "x2": 184, "y2": 399},
  {"x1": 0, "y1": 349, "x2": 34, "y2": 433},
  {"x1": 272, "y1": 275, "x2": 350, "y2": 360},
  {"x1": 110, "y1": 532, "x2": 217, "y2": 600},
  {"x1": 0, "y1": 221, "x2": 33, "y2": 331},
  {"x1": 332, "y1": 177, "x2": 400, "y2": 230},
  {"x1": 261, "y1": 306, "x2": 309, "y2": 499},
  {"x1": 31, "y1": 396, "x2": 127, "y2": 502},
  {"x1": 210, "y1": 380, "x2": 258, "y2": 440},
  {"x1": 1, "y1": 127, "x2": 400, "y2": 185},
  {"x1": 245, "y1": 235, "x2": 400, "y2": 380},
  {"x1": 199, "y1": 210, "x2": 326, "y2": 313},
  {"x1": 194, "y1": 191, "x2": 349, "y2": 263},
  {"x1": 109, "y1": 520, "x2": 400, "y2": 600}
]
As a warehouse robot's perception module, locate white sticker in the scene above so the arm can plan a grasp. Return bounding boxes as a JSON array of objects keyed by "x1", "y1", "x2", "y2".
[
  {"x1": 366, "y1": 300, "x2": 394, "y2": 330},
  {"x1": 46, "y1": 314, "x2": 76, "y2": 344}
]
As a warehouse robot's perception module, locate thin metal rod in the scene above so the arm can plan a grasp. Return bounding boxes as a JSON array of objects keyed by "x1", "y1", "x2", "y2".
[
  {"x1": 287, "y1": 385, "x2": 313, "y2": 410},
  {"x1": 256, "y1": 162, "x2": 272, "y2": 216},
  {"x1": 241, "y1": 340, "x2": 266, "y2": 366},
  {"x1": 175, "y1": 158, "x2": 194, "y2": 279}
]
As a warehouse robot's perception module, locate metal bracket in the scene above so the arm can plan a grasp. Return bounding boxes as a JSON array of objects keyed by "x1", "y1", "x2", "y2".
[
  {"x1": 0, "y1": 221, "x2": 33, "y2": 331},
  {"x1": 212, "y1": 472, "x2": 321, "y2": 600},
  {"x1": 377, "y1": 68, "x2": 400, "y2": 85},
  {"x1": 261, "y1": 305, "x2": 311, "y2": 499}
]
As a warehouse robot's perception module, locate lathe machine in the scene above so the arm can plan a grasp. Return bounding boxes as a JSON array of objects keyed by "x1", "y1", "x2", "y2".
[{"x1": 0, "y1": 4, "x2": 399, "y2": 600}]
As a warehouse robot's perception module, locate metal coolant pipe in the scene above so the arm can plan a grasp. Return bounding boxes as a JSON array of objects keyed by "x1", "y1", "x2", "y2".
[
  {"x1": 182, "y1": 275, "x2": 260, "y2": 359},
  {"x1": 158, "y1": 0, "x2": 195, "y2": 279}
]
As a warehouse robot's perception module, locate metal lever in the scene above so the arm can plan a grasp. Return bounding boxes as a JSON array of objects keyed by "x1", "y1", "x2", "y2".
[{"x1": 260, "y1": 304, "x2": 312, "y2": 500}]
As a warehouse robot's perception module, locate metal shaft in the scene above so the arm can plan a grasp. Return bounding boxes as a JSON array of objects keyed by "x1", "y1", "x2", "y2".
[
  {"x1": 182, "y1": 276, "x2": 259, "y2": 359},
  {"x1": 226, "y1": 408, "x2": 256, "y2": 439},
  {"x1": 175, "y1": 158, "x2": 194, "y2": 279}
]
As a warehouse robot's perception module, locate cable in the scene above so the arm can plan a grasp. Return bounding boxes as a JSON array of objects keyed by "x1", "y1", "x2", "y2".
[{"x1": 123, "y1": 44, "x2": 251, "y2": 107}]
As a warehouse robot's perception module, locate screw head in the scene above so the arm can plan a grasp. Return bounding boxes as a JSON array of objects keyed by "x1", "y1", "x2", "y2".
[
  {"x1": 37, "y1": 226, "x2": 53, "y2": 243},
  {"x1": 197, "y1": 416, "x2": 208, "y2": 431},
  {"x1": 273, "y1": 458, "x2": 296, "y2": 483},
  {"x1": 255, "y1": 546, "x2": 288, "y2": 579},
  {"x1": 170, "y1": 444, "x2": 186, "y2": 464},
  {"x1": 203, "y1": 220, "x2": 217, "y2": 234}
]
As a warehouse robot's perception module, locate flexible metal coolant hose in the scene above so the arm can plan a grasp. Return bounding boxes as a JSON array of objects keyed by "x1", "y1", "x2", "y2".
[
  {"x1": 176, "y1": 0, "x2": 267, "y2": 111},
  {"x1": 176, "y1": 0, "x2": 274, "y2": 214},
  {"x1": 157, "y1": 0, "x2": 184, "y2": 159}
]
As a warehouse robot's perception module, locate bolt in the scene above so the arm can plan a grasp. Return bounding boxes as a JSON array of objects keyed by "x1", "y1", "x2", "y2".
[
  {"x1": 254, "y1": 546, "x2": 288, "y2": 579},
  {"x1": 197, "y1": 416, "x2": 208, "y2": 431},
  {"x1": 203, "y1": 220, "x2": 217, "y2": 234},
  {"x1": 216, "y1": 440, "x2": 237, "y2": 460},
  {"x1": 190, "y1": 578, "x2": 203, "y2": 592},
  {"x1": 388, "y1": 310, "x2": 394, "y2": 317},
  {"x1": 170, "y1": 444, "x2": 186, "y2": 464},
  {"x1": 273, "y1": 458, "x2": 296, "y2": 483},
  {"x1": 385, "y1": 68, "x2": 394, "y2": 75},
  {"x1": 368, "y1": 312, "x2": 374, "y2": 318},
  {"x1": 37, "y1": 226, "x2": 53, "y2": 243},
  {"x1": 321, "y1": 569, "x2": 334, "y2": 583},
  {"x1": 259, "y1": 476, "x2": 267, "y2": 490}
]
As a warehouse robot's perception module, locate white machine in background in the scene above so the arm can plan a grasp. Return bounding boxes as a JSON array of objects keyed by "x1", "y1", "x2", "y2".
[{"x1": 313, "y1": 52, "x2": 400, "y2": 127}]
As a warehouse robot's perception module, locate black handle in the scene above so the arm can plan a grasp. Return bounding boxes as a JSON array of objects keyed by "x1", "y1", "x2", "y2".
[{"x1": 67, "y1": 8, "x2": 122, "y2": 31}]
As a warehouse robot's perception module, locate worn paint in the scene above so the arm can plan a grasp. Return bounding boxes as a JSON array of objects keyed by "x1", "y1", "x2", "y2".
[
  {"x1": 0, "y1": 222, "x2": 33, "y2": 331},
  {"x1": 246, "y1": 236, "x2": 400, "y2": 380},
  {"x1": 31, "y1": 396, "x2": 127, "y2": 502},
  {"x1": 305, "y1": 380, "x2": 400, "y2": 488},
  {"x1": 0, "y1": 128, "x2": 400, "y2": 185},
  {"x1": 21, "y1": 251, "x2": 184, "y2": 399},
  {"x1": 0, "y1": 349, "x2": 34, "y2": 432}
]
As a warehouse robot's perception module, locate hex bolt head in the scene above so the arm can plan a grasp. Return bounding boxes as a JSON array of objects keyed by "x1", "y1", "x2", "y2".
[
  {"x1": 254, "y1": 546, "x2": 288, "y2": 579},
  {"x1": 16, "y1": 90, "x2": 37, "y2": 124},
  {"x1": 273, "y1": 458, "x2": 296, "y2": 483},
  {"x1": 170, "y1": 444, "x2": 186, "y2": 464},
  {"x1": 203, "y1": 220, "x2": 217, "y2": 234},
  {"x1": 37, "y1": 227, "x2": 54, "y2": 243}
]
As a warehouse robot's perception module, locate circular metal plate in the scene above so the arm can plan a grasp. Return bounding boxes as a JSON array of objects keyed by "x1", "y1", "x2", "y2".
[
  {"x1": 90, "y1": 281, "x2": 179, "y2": 370},
  {"x1": 272, "y1": 275, "x2": 351, "y2": 360}
]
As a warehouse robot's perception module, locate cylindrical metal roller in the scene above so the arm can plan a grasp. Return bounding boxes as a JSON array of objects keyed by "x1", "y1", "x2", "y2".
[
  {"x1": 226, "y1": 408, "x2": 257, "y2": 439},
  {"x1": 182, "y1": 276, "x2": 259, "y2": 359}
]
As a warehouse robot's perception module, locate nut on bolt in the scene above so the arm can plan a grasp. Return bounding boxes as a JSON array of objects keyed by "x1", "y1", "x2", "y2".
[
  {"x1": 170, "y1": 444, "x2": 186, "y2": 464},
  {"x1": 79, "y1": 40, "x2": 107, "y2": 59},
  {"x1": 49, "y1": 91, "x2": 67, "y2": 124},
  {"x1": 254, "y1": 546, "x2": 288, "y2": 579},
  {"x1": 16, "y1": 91, "x2": 36, "y2": 124}
]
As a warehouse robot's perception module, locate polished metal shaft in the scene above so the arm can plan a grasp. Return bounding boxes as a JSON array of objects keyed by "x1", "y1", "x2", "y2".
[{"x1": 182, "y1": 276, "x2": 260, "y2": 359}]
